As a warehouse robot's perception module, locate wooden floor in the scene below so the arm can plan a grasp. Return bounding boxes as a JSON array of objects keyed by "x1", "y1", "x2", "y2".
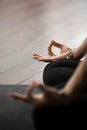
[{"x1": 0, "y1": 0, "x2": 87, "y2": 85}]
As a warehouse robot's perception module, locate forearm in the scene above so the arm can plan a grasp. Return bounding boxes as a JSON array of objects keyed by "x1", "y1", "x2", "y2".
[
  {"x1": 73, "y1": 38, "x2": 87, "y2": 59},
  {"x1": 61, "y1": 55, "x2": 87, "y2": 102}
]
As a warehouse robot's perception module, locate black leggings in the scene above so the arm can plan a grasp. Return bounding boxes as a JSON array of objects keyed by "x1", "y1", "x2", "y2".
[
  {"x1": 43, "y1": 59, "x2": 80, "y2": 88},
  {"x1": 33, "y1": 59, "x2": 87, "y2": 130}
]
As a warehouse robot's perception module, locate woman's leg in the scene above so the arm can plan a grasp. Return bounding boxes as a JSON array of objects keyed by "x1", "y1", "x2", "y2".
[
  {"x1": 33, "y1": 59, "x2": 87, "y2": 130},
  {"x1": 45, "y1": 59, "x2": 80, "y2": 69},
  {"x1": 43, "y1": 67, "x2": 74, "y2": 87},
  {"x1": 43, "y1": 59, "x2": 80, "y2": 87},
  {"x1": 33, "y1": 94, "x2": 87, "y2": 130}
]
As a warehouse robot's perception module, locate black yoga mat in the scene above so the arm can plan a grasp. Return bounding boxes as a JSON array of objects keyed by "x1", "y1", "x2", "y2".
[
  {"x1": 1, "y1": 85, "x2": 87, "y2": 130},
  {"x1": 0, "y1": 85, "x2": 35, "y2": 130}
]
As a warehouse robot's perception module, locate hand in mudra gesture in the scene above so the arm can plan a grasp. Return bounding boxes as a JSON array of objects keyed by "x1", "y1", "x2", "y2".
[
  {"x1": 48, "y1": 40, "x2": 70, "y2": 56},
  {"x1": 33, "y1": 40, "x2": 71, "y2": 62},
  {"x1": 8, "y1": 81, "x2": 64, "y2": 107}
]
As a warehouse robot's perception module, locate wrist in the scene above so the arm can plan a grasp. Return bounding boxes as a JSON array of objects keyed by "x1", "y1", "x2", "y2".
[{"x1": 66, "y1": 49, "x2": 74, "y2": 60}]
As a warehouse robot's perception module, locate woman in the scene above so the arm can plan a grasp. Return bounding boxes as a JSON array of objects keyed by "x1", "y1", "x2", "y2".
[
  {"x1": 8, "y1": 37, "x2": 87, "y2": 107},
  {"x1": 8, "y1": 38, "x2": 87, "y2": 129}
]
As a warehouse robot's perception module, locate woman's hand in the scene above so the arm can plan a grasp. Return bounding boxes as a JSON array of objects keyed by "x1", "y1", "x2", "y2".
[
  {"x1": 8, "y1": 81, "x2": 65, "y2": 107},
  {"x1": 33, "y1": 40, "x2": 72, "y2": 62},
  {"x1": 48, "y1": 40, "x2": 71, "y2": 56}
]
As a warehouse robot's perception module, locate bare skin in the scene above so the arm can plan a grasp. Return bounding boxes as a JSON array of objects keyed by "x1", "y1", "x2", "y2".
[
  {"x1": 47, "y1": 40, "x2": 70, "y2": 56},
  {"x1": 33, "y1": 40, "x2": 71, "y2": 62},
  {"x1": 8, "y1": 81, "x2": 65, "y2": 107},
  {"x1": 33, "y1": 38, "x2": 87, "y2": 62},
  {"x1": 73, "y1": 38, "x2": 87, "y2": 59}
]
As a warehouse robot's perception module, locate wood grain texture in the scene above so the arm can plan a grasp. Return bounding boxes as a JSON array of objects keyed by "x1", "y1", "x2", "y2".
[{"x1": 0, "y1": 0, "x2": 87, "y2": 84}]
